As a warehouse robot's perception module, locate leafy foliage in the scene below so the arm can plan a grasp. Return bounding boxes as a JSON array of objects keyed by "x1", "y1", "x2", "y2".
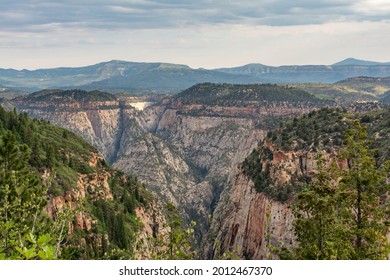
[
  {"x1": 0, "y1": 131, "x2": 57, "y2": 259},
  {"x1": 339, "y1": 121, "x2": 389, "y2": 259},
  {"x1": 363, "y1": 108, "x2": 390, "y2": 164},
  {"x1": 292, "y1": 154, "x2": 353, "y2": 259},
  {"x1": 0, "y1": 106, "x2": 98, "y2": 196}
]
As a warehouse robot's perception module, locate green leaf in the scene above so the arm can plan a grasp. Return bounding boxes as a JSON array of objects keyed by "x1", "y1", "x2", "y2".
[
  {"x1": 27, "y1": 232, "x2": 37, "y2": 244},
  {"x1": 24, "y1": 247, "x2": 38, "y2": 259},
  {"x1": 37, "y1": 234, "x2": 52, "y2": 247},
  {"x1": 38, "y1": 245, "x2": 56, "y2": 260}
]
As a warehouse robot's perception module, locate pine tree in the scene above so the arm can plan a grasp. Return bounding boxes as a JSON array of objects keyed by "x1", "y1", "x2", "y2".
[
  {"x1": 292, "y1": 153, "x2": 353, "y2": 259},
  {"x1": 340, "y1": 121, "x2": 389, "y2": 259},
  {"x1": 292, "y1": 121, "x2": 389, "y2": 259}
]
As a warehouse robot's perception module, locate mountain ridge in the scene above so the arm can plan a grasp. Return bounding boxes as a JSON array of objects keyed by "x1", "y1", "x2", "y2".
[
  {"x1": 2, "y1": 58, "x2": 390, "y2": 93},
  {"x1": 332, "y1": 58, "x2": 390, "y2": 66}
]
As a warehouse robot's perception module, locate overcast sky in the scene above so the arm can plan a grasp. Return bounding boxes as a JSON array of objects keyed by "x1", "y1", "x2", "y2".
[{"x1": 1, "y1": 0, "x2": 390, "y2": 69}]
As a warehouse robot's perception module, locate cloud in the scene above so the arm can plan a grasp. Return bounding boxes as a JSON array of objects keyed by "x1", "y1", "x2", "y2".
[
  {"x1": 1, "y1": 0, "x2": 389, "y2": 70},
  {"x1": 352, "y1": 0, "x2": 390, "y2": 19},
  {"x1": 0, "y1": 0, "x2": 389, "y2": 34}
]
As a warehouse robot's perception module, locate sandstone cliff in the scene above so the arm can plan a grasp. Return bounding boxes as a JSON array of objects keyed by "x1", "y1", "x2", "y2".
[
  {"x1": 205, "y1": 140, "x2": 326, "y2": 259},
  {"x1": 206, "y1": 172, "x2": 295, "y2": 259}
]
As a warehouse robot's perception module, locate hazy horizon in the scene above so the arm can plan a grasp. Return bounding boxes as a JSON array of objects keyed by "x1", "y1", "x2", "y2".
[{"x1": 2, "y1": 57, "x2": 390, "y2": 72}]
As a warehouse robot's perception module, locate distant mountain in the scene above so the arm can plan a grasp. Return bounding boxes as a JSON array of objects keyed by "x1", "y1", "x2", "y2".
[
  {"x1": 215, "y1": 58, "x2": 390, "y2": 83},
  {"x1": 83, "y1": 63, "x2": 261, "y2": 93},
  {"x1": 332, "y1": 58, "x2": 390, "y2": 66},
  {"x1": 0, "y1": 85, "x2": 29, "y2": 99},
  {"x1": 215, "y1": 63, "x2": 269, "y2": 77},
  {"x1": 215, "y1": 64, "x2": 345, "y2": 83},
  {"x1": 0, "y1": 60, "x2": 261, "y2": 93},
  {"x1": 2, "y1": 59, "x2": 390, "y2": 93}
]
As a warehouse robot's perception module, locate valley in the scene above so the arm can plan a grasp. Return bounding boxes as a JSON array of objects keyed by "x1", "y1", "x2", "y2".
[
  {"x1": 1, "y1": 63, "x2": 389, "y2": 259},
  {"x1": 7, "y1": 85, "x2": 330, "y2": 246}
]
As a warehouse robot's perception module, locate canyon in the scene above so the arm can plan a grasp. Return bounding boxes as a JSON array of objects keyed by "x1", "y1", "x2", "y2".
[
  {"x1": 9, "y1": 85, "x2": 329, "y2": 257},
  {"x1": 7, "y1": 84, "x2": 389, "y2": 259}
]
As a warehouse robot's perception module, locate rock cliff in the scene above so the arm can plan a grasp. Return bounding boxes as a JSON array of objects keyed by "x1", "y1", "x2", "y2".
[
  {"x1": 205, "y1": 140, "x2": 325, "y2": 259},
  {"x1": 16, "y1": 100, "x2": 124, "y2": 162},
  {"x1": 206, "y1": 172, "x2": 295, "y2": 259}
]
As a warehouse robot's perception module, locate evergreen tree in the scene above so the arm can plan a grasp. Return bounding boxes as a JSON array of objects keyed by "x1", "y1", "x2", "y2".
[
  {"x1": 340, "y1": 121, "x2": 390, "y2": 259},
  {"x1": 292, "y1": 153, "x2": 353, "y2": 259},
  {"x1": 292, "y1": 121, "x2": 389, "y2": 259}
]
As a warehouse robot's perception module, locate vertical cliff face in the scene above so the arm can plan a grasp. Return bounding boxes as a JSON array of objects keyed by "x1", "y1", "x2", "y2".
[
  {"x1": 112, "y1": 92, "x2": 326, "y2": 243},
  {"x1": 17, "y1": 101, "x2": 124, "y2": 162},
  {"x1": 206, "y1": 172, "x2": 295, "y2": 259},
  {"x1": 14, "y1": 91, "x2": 272, "y2": 242},
  {"x1": 205, "y1": 143, "x2": 322, "y2": 259}
]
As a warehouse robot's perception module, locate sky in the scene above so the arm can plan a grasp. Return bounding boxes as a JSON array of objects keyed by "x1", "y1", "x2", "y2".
[{"x1": 1, "y1": 0, "x2": 390, "y2": 70}]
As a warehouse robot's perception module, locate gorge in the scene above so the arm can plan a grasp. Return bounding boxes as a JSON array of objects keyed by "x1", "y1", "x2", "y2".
[{"x1": 4, "y1": 82, "x2": 389, "y2": 259}]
